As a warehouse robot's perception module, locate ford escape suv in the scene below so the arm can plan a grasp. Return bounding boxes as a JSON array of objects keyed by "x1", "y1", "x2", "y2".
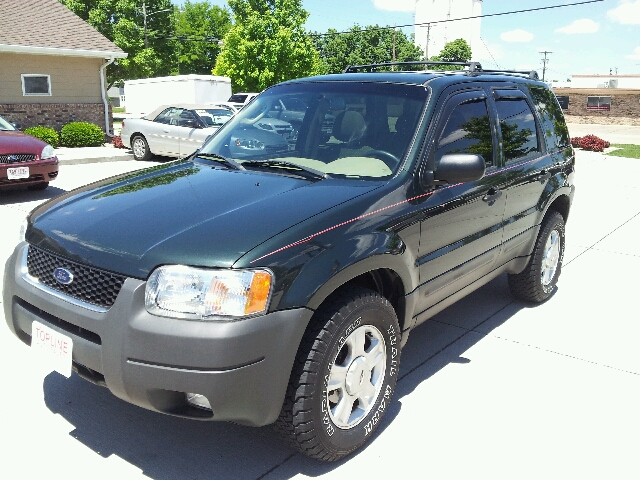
[{"x1": 3, "y1": 62, "x2": 574, "y2": 461}]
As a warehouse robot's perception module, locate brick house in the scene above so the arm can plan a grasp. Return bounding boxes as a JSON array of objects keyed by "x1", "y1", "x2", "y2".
[{"x1": 0, "y1": 0, "x2": 127, "y2": 135}]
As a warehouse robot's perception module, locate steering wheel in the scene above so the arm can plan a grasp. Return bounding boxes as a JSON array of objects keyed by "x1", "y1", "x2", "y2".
[{"x1": 364, "y1": 150, "x2": 400, "y2": 171}]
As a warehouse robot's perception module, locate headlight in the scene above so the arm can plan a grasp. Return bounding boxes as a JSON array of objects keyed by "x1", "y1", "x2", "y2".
[
  {"x1": 145, "y1": 265, "x2": 273, "y2": 320},
  {"x1": 41, "y1": 144, "x2": 55, "y2": 159}
]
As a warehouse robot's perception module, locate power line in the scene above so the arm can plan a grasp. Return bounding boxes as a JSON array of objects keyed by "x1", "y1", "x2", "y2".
[
  {"x1": 308, "y1": 0, "x2": 605, "y2": 38},
  {"x1": 480, "y1": 37, "x2": 500, "y2": 69},
  {"x1": 141, "y1": 0, "x2": 606, "y2": 46}
]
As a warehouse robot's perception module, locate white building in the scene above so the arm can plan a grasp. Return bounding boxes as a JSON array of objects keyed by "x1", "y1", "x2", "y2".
[
  {"x1": 415, "y1": 0, "x2": 482, "y2": 60},
  {"x1": 569, "y1": 74, "x2": 640, "y2": 90}
]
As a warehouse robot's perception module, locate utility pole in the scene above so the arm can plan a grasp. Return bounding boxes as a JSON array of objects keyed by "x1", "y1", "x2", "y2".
[
  {"x1": 425, "y1": 23, "x2": 432, "y2": 67},
  {"x1": 141, "y1": 2, "x2": 173, "y2": 49},
  {"x1": 392, "y1": 24, "x2": 396, "y2": 71},
  {"x1": 540, "y1": 50, "x2": 552, "y2": 82}
]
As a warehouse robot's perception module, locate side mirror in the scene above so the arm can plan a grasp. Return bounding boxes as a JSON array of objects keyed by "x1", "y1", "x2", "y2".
[
  {"x1": 434, "y1": 153, "x2": 486, "y2": 184},
  {"x1": 11, "y1": 122, "x2": 22, "y2": 130}
]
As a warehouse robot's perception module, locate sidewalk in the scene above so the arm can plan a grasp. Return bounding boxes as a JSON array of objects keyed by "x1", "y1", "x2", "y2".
[
  {"x1": 566, "y1": 122, "x2": 640, "y2": 144},
  {"x1": 54, "y1": 144, "x2": 133, "y2": 165}
]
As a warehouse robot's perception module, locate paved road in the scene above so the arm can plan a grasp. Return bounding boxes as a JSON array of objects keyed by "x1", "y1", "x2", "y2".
[{"x1": 0, "y1": 152, "x2": 638, "y2": 479}]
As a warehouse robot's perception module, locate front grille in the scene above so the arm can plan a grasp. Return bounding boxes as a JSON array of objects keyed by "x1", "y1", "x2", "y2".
[
  {"x1": 27, "y1": 245, "x2": 126, "y2": 308},
  {"x1": 0, "y1": 153, "x2": 36, "y2": 164}
]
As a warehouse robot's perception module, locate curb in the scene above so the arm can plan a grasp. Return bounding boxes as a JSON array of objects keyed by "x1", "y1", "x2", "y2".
[{"x1": 58, "y1": 153, "x2": 134, "y2": 165}]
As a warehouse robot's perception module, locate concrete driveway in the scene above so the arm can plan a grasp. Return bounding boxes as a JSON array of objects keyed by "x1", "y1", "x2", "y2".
[{"x1": 0, "y1": 149, "x2": 638, "y2": 479}]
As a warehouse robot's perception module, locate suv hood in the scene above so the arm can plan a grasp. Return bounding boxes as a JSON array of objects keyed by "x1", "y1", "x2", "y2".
[{"x1": 27, "y1": 161, "x2": 378, "y2": 278}]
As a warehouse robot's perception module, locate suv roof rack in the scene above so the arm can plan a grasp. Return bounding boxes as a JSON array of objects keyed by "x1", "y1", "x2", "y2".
[{"x1": 343, "y1": 61, "x2": 539, "y2": 80}]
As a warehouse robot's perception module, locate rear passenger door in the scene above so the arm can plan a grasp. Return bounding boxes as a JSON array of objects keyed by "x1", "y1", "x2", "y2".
[
  {"x1": 415, "y1": 88, "x2": 507, "y2": 315},
  {"x1": 490, "y1": 87, "x2": 555, "y2": 262}
]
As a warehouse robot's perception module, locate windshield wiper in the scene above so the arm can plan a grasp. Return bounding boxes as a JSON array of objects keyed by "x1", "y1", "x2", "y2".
[
  {"x1": 244, "y1": 160, "x2": 328, "y2": 181},
  {"x1": 195, "y1": 152, "x2": 245, "y2": 171}
]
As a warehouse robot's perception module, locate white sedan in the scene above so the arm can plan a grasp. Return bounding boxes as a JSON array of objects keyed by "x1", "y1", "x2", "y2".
[{"x1": 120, "y1": 104, "x2": 233, "y2": 160}]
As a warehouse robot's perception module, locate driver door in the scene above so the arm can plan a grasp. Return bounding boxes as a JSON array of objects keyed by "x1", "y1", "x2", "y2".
[{"x1": 414, "y1": 88, "x2": 507, "y2": 317}]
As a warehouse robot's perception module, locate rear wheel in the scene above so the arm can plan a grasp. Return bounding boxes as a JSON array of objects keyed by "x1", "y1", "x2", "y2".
[
  {"x1": 508, "y1": 211, "x2": 565, "y2": 302},
  {"x1": 275, "y1": 287, "x2": 401, "y2": 461},
  {"x1": 131, "y1": 135, "x2": 152, "y2": 161}
]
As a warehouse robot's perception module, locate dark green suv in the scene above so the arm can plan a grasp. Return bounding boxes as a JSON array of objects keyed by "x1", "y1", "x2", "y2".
[{"x1": 4, "y1": 62, "x2": 574, "y2": 461}]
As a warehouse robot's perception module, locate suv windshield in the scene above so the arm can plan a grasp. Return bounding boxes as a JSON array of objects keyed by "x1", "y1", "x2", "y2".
[{"x1": 201, "y1": 82, "x2": 427, "y2": 180}]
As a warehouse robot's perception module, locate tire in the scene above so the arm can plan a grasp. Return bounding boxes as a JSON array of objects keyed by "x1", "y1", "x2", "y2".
[
  {"x1": 27, "y1": 182, "x2": 49, "y2": 191},
  {"x1": 508, "y1": 211, "x2": 565, "y2": 303},
  {"x1": 131, "y1": 134, "x2": 152, "y2": 161},
  {"x1": 275, "y1": 287, "x2": 401, "y2": 461}
]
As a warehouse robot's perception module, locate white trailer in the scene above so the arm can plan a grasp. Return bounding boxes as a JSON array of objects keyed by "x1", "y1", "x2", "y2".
[{"x1": 124, "y1": 75, "x2": 232, "y2": 116}]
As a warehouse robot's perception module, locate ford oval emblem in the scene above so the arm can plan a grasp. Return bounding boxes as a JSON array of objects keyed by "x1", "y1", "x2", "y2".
[{"x1": 53, "y1": 267, "x2": 74, "y2": 285}]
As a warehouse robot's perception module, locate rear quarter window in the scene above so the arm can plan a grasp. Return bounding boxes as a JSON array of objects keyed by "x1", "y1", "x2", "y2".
[
  {"x1": 526, "y1": 85, "x2": 571, "y2": 152},
  {"x1": 495, "y1": 97, "x2": 540, "y2": 163}
]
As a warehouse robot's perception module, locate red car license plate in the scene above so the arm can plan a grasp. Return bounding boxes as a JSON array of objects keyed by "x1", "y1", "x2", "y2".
[{"x1": 7, "y1": 166, "x2": 29, "y2": 179}]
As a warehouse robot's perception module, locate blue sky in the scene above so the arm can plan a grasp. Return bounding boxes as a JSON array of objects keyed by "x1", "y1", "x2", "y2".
[{"x1": 172, "y1": 0, "x2": 640, "y2": 79}]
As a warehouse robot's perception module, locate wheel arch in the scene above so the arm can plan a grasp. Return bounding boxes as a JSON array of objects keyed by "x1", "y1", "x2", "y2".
[
  {"x1": 309, "y1": 266, "x2": 410, "y2": 333},
  {"x1": 545, "y1": 192, "x2": 571, "y2": 224}
]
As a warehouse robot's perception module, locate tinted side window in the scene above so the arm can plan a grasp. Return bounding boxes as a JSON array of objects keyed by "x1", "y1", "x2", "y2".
[
  {"x1": 153, "y1": 108, "x2": 173, "y2": 124},
  {"x1": 436, "y1": 98, "x2": 494, "y2": 168},
  {"x1": 178, "y1": 110, "x2": 199, "y2": 127},
  {"x1": 495, "y1": 98, "x2": 540, "y2": 163},
  {"x1": 526, "y1": 85, "x2": 571, "y2": 152}
]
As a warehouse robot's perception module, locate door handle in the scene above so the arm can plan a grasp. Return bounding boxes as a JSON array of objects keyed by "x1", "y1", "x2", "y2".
[
  {"x1": 482, "y1": 188, "x2": 502, "y2": 204},
  {"x1": 537, "y1": 170, "x2": 551, "y2": 183}
]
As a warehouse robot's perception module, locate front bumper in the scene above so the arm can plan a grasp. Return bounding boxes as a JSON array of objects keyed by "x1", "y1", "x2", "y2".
[
  {"x1": 3, "y1": 243, "x2": 312, "y2": 426},
  {"x1": 0, "y1": 158, "x2": 59, "y2": 187}
]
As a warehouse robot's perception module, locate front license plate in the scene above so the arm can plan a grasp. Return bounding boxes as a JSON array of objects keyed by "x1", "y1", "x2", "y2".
[
  {"x1": 7, "y1": 166, "x2": 29, "y2": 179},
  {"x1": 31, "y1": 321, "x2": 73, "y2": 378}
]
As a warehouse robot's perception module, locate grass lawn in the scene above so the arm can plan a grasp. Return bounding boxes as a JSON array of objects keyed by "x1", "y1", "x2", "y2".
[
  {"x1": 112, "y1": 107, "x2": 126, "y2": 113},
  {"x1": 607, "y1": 144, "x2": 640, "y2": 159}
]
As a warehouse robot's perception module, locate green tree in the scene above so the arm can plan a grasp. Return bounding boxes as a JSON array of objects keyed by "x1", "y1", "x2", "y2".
[
  {"x1": 429, "y1": 38, "x2": 472, "y2": 70},
  {"x1": 59, "y1": 0, "x2": 177, "y2": 86},
  {"x1": 313, "y1": 25, "x2": 424, "y2": 74},
  {"x1": 213, "y1": 0, "x2": 323, "y2": 92},
  {"x1": 174, "y1": 1, "x2": 231, "y2": 75}
]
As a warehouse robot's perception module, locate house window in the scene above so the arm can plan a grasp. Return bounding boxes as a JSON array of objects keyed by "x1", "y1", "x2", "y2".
[{"x1": 21, "y1": 74, "x2": 51, "y2": 96}]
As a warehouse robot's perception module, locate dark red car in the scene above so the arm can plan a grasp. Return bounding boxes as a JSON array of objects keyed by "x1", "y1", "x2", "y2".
[{"x1": 0, "y1": 115, "x2": 58, "y2": 190}]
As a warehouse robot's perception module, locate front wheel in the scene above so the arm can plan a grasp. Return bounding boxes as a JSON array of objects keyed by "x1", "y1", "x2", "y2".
[
  {"x1": 275, "y1": 288, "x2": 401, "y2": 461},
  {"x1": 508, "y1": 211, "x2": 565, "y2": 302}
]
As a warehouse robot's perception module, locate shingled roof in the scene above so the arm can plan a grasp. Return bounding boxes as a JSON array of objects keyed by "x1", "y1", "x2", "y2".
[{"x1": 0, "y1": 0, "x2": 126, "y2": 58}]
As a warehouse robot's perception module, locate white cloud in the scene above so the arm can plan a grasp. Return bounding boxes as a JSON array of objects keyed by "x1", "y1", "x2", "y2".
[
  {"x1": 626, "y1": 46, "x2": 640, "y2": 60},
  {"x1": 555, "y1": 19, "x2": 600, "y2": 34},
  {"x1": 607, "y1": 0, "x2": 640, "y2": 25},
  {"x1": 500, "y1": 30, "x2": 534, "y2": 43},
  {"x1": 373, "y1": 0, "x2": 415, "y2": 12}
]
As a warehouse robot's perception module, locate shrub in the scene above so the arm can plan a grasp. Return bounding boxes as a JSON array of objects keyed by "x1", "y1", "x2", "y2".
[
  {"x1": 112, "y1": 135, "x2": 125, "y2": 148},
  {"x1": 570, "y1": 135, "x2": 610, "y2": 152},
  {"x1": 24, "y1": 126, "x2": 59, "y2": 148},
  {"x1": 60, "y1": 122, "x2": 105, "y2": 147}
]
